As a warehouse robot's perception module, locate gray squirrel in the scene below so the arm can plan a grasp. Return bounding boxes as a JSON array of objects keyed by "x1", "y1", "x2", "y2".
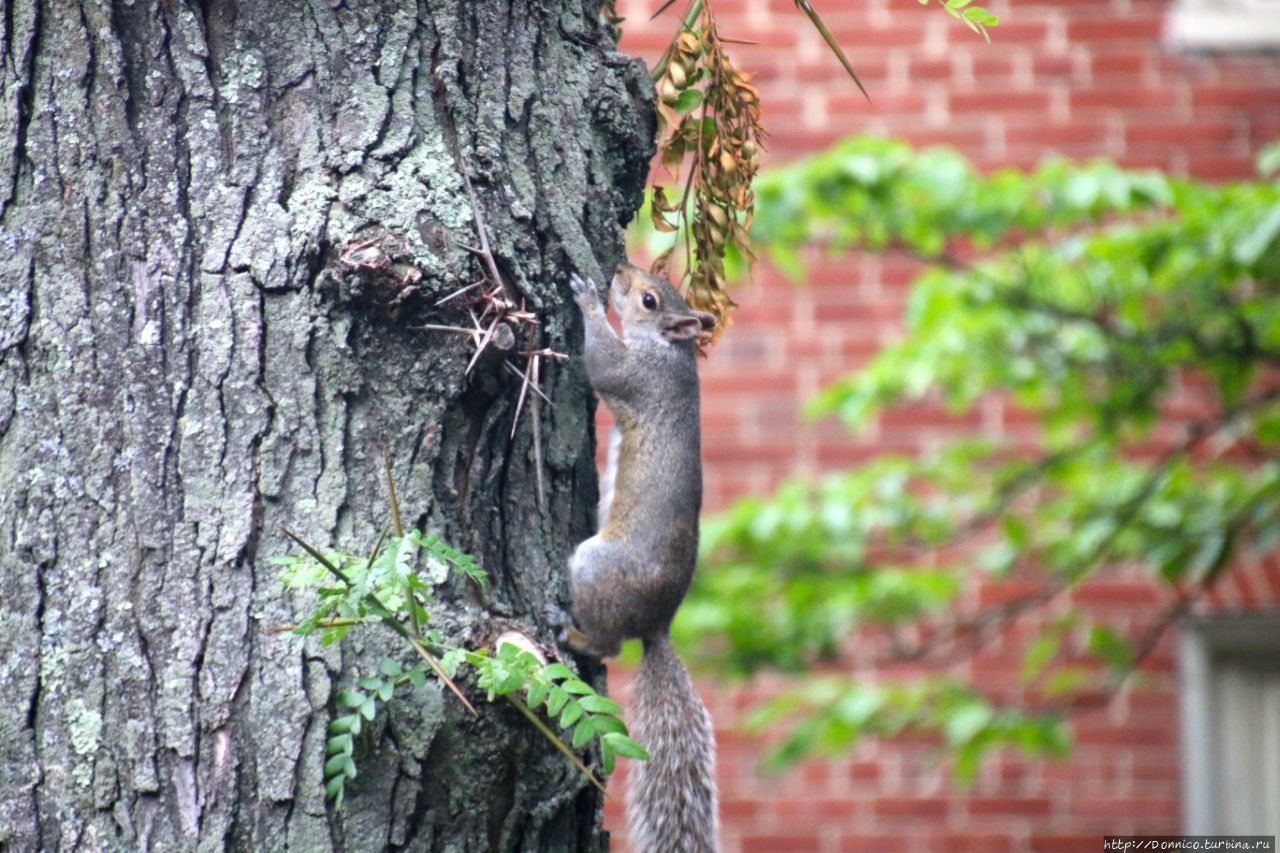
[{"x1": 564, "y1": 264, "x2": 719, "y2": 853}]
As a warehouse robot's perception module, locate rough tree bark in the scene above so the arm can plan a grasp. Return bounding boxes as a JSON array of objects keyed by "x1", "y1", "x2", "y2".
[{"x1": 0, "y1": 0, "x2": 654, "y2": 848}]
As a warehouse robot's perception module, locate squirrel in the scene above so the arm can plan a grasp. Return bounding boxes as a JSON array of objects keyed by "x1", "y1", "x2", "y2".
[{"x1": 564, "y1": 263, "x2": 719, "y2": 853}]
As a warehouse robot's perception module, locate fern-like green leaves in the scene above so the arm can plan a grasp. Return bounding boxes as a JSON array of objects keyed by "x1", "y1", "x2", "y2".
[{"x1": 277, "y1": 522, "x2": 645, "y2": 807}]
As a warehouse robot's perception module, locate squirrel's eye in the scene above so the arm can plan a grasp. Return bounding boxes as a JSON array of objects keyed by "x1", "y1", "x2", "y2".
[{"x1": 641, "y1": 292, "x2": 658, "y2": 311}]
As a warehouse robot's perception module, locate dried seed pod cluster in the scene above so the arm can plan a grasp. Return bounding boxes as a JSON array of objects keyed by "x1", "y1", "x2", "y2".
[{"x1": 649, "y1": 1, "x2": 766, "y2": 346}]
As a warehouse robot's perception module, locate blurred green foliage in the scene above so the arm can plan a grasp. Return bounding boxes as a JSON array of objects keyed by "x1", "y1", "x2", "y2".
[{"x1": 652, "y1": 137, "x2": 1280, "y2": 780}]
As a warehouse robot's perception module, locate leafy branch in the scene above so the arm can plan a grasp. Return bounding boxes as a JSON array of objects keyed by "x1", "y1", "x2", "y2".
[
  {"x1": 636, "y1": 4, "x2": 1001, "y2": 339},
  {"x1": 673, "y1": 137, "x2": 1280, "y2": 776},
  {"x1": 275, "y1": 466, "x2": 646, "y2": 807}
]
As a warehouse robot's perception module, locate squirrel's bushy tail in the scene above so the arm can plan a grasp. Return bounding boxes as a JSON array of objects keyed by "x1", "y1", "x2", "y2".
[{"x1": 626, "y1": 634, "x2": 719, "y2": 853}]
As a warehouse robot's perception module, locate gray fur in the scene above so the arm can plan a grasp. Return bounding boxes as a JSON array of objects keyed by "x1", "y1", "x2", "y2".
[
  {"x1": 566, "y1": 266, "x2": 719, "y2": 851},
  {"x1": 627, "y1": 636, "x2": 719, "y2": 853}
]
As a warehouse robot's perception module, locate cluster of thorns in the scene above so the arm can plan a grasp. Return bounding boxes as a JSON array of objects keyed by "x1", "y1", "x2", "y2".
[{"x1": 417, "y1": 175, "x2": 566, "y2": 506}]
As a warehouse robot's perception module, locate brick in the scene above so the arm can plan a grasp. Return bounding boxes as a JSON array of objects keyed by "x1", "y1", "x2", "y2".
[
  {"x1": 1033, "y1": 53, "x2": 1077, "y2": 79},
  {"x1": 971, "y1": 55, "x2": 1019, "y2": 80},
  {"x1": 703, "y1": 441, "x2": 799, "y2": 464},
  {"x1": 835, "y1": 91, "x2": 928, "y2": 116},
  {"x1": 1186, "y1": 155, "x2": 1257, "y2": 181},
  {"x1": 848, "y1": 758, "x2": 883, "y2": 782},
  {"x1": 928, "y1": 833, "x2": 1013, "y2": 852},
  {"x1": 967, "y1": 796, "x2": 1055, "y2": 816},
  {"x1": 1006, "y1": 121, "x2": 1110, "y2": 147},
  {"x1": 879, "y1": 402, "x2": 983, "y2": 430},
  {"x1": 1032, "y1": 836, "x2": 1103, "y2": 852},
  {"x1": 1125, "y1": 120, "x2": 1236, "y2": 147},
  {"x1": 1090, "y1": 52, "x2": 1149, "y2": 77},
  {"x1": 720, "y1": 798, "x2": 764, "y2": 822},
  {"x1": 770, "y1": 796, "x2": 864, "y2": 823},
  {"x1": 903, "y1": 126, "x2": 987, "y2": 150},
  {"x1": 839, "y1": 835, "x2": 911, "y2": 853},
  {"x1": 910, "y1": 57, "x2": 955, "y2": 81},
  {"x1": 978, "y1": 578, "x2": 1045, "y2": 606},
  {"x1": 1070, "y1": 88, "x2": 1178, "y2": 111},
  {"x1": 951, "y1": 89, "x2": 1053, "y2": 114},
  {"x1": 799, "y1": 58, "x2": 891, "y2": 85},
  {"x1": 827, "y1": 20, "x2": 931, "y2": 48},
  {"x1": 874, "y1": 796, "x2": 949, "y2": 818},
  {"x1": 1192, "y1": 84, "x2": 1280, "y2": 109},
  {"x1": 1071, "y1": 797, "x2": 1179, "y2": 818},
  {"x1": 1067, "y1": 17, "x2": 1164, "y2": 41},
  {"x1": 983, "y1": 20, "x2": 1050, "y2": 44},
  {"x1": 743, "y1": 835, "x2": 822, "y2": 852},
  {"x1": 1071, "y1": 579, "x2": 1163, "y2": 605},
  {"x1": 702, "y1": 372, "x2": 795, "y2": 395}
]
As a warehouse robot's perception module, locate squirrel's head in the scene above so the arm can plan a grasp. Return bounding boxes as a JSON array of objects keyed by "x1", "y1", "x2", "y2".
[{"x1": 610, "y1": 263, "x2": 715, "y2": 347}]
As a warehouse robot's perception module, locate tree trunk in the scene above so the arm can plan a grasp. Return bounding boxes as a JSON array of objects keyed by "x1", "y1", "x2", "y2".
[{"x1": 0, "y1": 0, "x2": 654, "y2": 848}]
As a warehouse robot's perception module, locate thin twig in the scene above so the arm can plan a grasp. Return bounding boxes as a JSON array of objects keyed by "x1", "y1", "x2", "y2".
[
  {"x1": 410, "y1": 638, "x2": 479, "y2": 716},
  {"x1": 532, "y1": 355, "x2": 546, "y2": 511},
  {"x1": 506, "y1": 694, "x2": 607, "y2": 794},
  {"x1": 462, "y1": 173, "x2": 520, "y2": 303},
  {"x1": 504, "y1": 362, "x2": 553, "y2": 404}
]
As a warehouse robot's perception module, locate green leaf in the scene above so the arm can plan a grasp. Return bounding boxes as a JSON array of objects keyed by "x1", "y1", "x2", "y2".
[
  {"x1": 1258, "y1": 141, "x2": 1280, "y2": 178},
  {"x1": 561, "y1": 679, "x2": 595, "y2": 696},
  {"x1": 572, "y1": 717, "x2": 597, "y2": 749},
  {"x1": 379, "y1": 658, "x2": 404, "y2": 677},
  {"x1": 543, "y1": 663, "x2": 575, "y2": 681},
  {"x1": 1086, "y1": 625, "x2": 1133, "y2": 671},
  {"x1": 1021, "y1": 631, "x2": 1061, "y2": 683},
  {"x1": 359, "y1": 697, "x2": 377, "y2": 721},
  {"x1": 673, "y1": 88, "x2": 704, "y2": 115},
  {"x1": 527, "y1": 679, "x2": 550, "y2": 708},
  {"x1": 324, "y1": 753, "x2": 350, "y2": 777},
  {"x1": 592, "y1": 714, "x2": 628, "y2": 736},
  {"x1": 1232, "y1": 202, "x2": 1280, "y2": 266},
  {"x1": 559, "y1": 700, "x2": 584, "y2": 729},
  {"x1": 439, "y1": 649, "x2": 466, "y2": 679},
  {"x1": 329, "y1": 714, "x2": 357, "y2": 735},
  {"x1": 547, "y1": 687, "x2": 570, "y2": 717},
  {"x1": 944, "y1": 702, "x2": 993, "y2": 745},
  {"x1": 577, "y1": 695, "x2": 625, "y2": 715},
  {"x1": 602, "y1": 732, "x2": 650, "y2": 761}
]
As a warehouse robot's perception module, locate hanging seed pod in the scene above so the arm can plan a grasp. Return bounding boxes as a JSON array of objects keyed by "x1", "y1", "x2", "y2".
[
  {"x1": 668, "y1": 62, "x2": 687, "y2": 90},
  {"x1": 659, "y1": 77, "x2": 681, "y2": 105}
]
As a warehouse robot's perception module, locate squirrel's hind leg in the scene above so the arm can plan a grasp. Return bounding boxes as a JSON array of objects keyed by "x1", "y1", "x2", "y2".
[{"x1": 568, "y1": 535, "x2": 642, "y2": 656}]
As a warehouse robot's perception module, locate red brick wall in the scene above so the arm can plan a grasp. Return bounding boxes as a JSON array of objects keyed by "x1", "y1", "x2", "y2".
[{"x1": 602, "y1": 0, "x2": 1280, "y2": 849}]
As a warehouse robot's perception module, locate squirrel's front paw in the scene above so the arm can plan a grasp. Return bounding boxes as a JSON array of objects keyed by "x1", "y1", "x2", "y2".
[{"x1": 569, "y1": 274, "x2": 602, "y2": 310}]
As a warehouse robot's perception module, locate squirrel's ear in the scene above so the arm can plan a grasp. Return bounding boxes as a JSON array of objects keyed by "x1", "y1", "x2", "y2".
[{"x1": 660, "y1": 316, "x2": 705, "y2": 342}]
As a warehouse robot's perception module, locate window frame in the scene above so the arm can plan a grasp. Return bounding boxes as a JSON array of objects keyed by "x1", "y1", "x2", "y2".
[
  {"x1": 1178, "y1": 614, "x2": 1280, "y2": 833},
  {"x1": 1166, "y1": 0, "x2": 1280, "y2": 51}
]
